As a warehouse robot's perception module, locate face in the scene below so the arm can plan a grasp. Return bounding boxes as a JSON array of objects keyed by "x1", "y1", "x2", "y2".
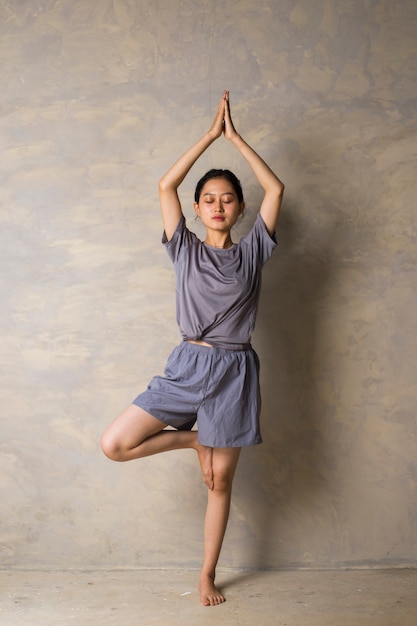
[{"x1": 194, "y1": 178, "x2": 245, "y2": 232}]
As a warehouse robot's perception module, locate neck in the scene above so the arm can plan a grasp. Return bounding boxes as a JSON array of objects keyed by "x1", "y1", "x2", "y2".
[
  {"x1": 204, "y1": 237, "x2": 233, "y2": 249},
  {"x1": 204, "y1": 228, "x2": 234, "y2": 249}
]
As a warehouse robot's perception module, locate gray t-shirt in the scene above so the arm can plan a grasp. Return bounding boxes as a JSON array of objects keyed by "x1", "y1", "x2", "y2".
[{"x1": 163, "y1": 213, "x2": 277, "y2": 349}]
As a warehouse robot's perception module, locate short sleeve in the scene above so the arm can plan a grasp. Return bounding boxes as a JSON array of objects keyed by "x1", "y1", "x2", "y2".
[
  {"x1": 162, "y1": 215, "x2": 197, "y2": 264},
  {"x1": 240, "y1": 213, "x2": 278, "y2": 265}
]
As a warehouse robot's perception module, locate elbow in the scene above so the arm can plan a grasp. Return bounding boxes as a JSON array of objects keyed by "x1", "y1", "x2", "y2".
[
  {"x1": 267, "y1": 179, "x2": 284, "y2": 199},
  {"x1": 158, "y1": 176, "x2": 178, "y2": 195},
  {"x1": 270, "y1": 181, "x2": 285, "y2": 203}
]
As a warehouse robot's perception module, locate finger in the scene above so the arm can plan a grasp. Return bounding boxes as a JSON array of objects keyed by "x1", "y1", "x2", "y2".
[
  {"x1": 224, "y1": 95, "x2": 231, "y2": 119},
  {"x1": 216, "y1": 99, "x2": 225, "y2": 121}
]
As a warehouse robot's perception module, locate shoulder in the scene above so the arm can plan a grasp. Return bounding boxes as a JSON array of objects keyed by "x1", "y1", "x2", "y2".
[
  {"x1": 163, "y1": 215, "x2": 200, "y2": 261},
  {"x1": 241, "y1": 212, "x2": 277, "y2": 245},
  {"x1": 240, "y1": 212, "x2": 278, "y2": 264}
]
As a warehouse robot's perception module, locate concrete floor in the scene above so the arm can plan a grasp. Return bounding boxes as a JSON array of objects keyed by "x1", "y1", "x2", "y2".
[{"x1": 0, "y1": 568, "x2": 415, "y2": 626}]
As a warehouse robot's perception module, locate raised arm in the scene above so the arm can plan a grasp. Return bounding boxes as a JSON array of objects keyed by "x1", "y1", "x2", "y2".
[
  {"x1": 223, "y1": 91, "x2": 284, "y2": 236},
  {"x1": 158, "y1": 94, "x2": 226, "y2": 241}
]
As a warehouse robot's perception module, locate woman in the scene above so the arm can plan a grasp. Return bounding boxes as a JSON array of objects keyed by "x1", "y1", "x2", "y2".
[{"x1": 101, "y1": 91, "x2": 284, "y2": 606}]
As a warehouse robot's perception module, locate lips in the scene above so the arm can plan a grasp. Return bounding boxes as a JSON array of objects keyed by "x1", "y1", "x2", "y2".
[{"x1": 212, "y1": 216, "x2": 225, "y2": 221}]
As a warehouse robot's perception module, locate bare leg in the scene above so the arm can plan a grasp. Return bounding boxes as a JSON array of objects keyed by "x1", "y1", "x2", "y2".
[
  {"x1": 101, "y1": 404, "x2": 201, "y2": 459},
  {"x1": 101, "y1": 404, "x2": 214, "y2": 487},
  {"x1": 198, "y1": 447, "x2": 241, "y2": 606},
  {"x1": 101, "y1": 404, "x2": 240, "y2": 605}
]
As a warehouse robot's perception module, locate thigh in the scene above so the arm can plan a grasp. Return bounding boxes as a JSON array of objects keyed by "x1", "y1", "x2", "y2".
[{"x1": 102, "y1": 404, "x2": 167, "y2": 451}]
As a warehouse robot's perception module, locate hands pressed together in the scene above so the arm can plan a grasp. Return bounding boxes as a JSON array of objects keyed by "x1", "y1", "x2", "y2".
[{"x1": 209, "y1": 90, "x2": 239, "y2": 142}]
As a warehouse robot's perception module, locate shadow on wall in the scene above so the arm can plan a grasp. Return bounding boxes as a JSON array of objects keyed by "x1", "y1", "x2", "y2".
[{"x1": 235, "y1": 147, "x2": 347, "y2": 569}]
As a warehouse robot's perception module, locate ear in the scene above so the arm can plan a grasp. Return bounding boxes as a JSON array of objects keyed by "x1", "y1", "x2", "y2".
[
  {"x1": 193, "y1": 202, "x2": 200, "y2": 215},
  {"x1": 239, "y1": 201, "x2": 245, "y2": 215}
]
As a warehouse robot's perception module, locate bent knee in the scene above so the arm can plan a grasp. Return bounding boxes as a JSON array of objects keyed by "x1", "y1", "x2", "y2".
[{"x1": 100, "y1": 432, "x2": 125, "y2": 462}]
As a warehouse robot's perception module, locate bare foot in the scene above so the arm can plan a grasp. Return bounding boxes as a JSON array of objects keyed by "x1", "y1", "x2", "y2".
[
  {"x1": 196, "y1": 443, "x2": 214, "y2": 489},
  {"x1": 199, "y1": 573, "x2": 225, "y2": 606}
]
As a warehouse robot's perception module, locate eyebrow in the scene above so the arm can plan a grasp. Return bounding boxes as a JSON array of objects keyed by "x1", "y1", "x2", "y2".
[{"x1": 202, "y1": 191, "x2": 235, "y2": 197}]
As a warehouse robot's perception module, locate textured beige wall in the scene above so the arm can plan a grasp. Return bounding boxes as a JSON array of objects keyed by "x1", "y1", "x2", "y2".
[{"x1": 1, "y1": 0, "x2": 416, "y2": 570}]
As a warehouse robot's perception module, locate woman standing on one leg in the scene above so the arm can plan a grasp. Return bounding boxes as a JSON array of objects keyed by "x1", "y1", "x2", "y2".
[{"x1": 101, "y1": 91, "x2": 284, "y2": 606}]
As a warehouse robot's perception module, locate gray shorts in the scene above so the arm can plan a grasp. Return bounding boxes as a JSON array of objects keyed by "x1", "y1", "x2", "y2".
[{"x1": 132, "y1": 341, "x2": 262, "y2": 448}]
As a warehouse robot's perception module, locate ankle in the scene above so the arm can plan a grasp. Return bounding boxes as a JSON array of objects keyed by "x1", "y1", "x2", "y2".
[{"x1": 200, "y1": 567, "x2": 216, "y2": 581}]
